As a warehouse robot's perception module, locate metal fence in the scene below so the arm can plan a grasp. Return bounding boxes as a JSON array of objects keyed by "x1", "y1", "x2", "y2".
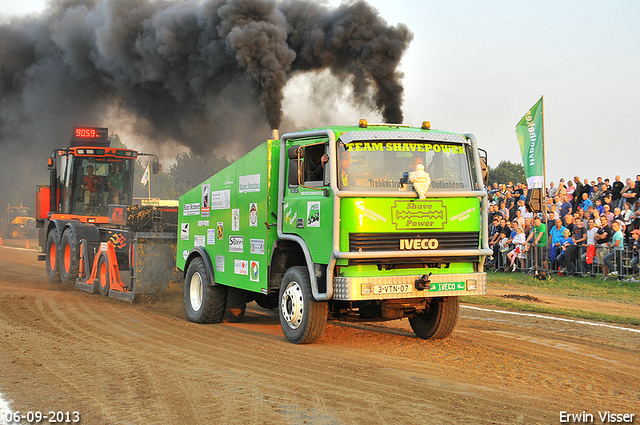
[{"x1": 487, "y1": 244, "x2": 639, "y2": 280}]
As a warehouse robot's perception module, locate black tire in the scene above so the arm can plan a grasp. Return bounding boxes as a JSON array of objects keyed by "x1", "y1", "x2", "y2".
[
  {"x1": 97, "y1": 254, "x2": 110, "y2": 296},
  {"x1": 184, "y1": 257, "x2": 225, "y2": 324},
  {"x1": 409, "y1": 297, "x2": 460, "y2": 340},
  {"x1": 278, "y1": 266, "x2": 327, "y2": 344},
  {"x1": 8, "y1": 226, "x2": 20, "y2": 239},
  {"x1": 45, "y1": 230, "x2": 61, "y2": 284},
  {"x1": 59, "y1": 229, "x2": 79, "y2": 284},
  {"x1": 223, "y1": 287, "x2": 247, "y2": 323}
]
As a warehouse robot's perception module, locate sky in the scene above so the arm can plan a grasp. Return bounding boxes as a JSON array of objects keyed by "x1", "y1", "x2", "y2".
[{"x1": 2, "y1": 0, "x2": 639, "y2": 187}]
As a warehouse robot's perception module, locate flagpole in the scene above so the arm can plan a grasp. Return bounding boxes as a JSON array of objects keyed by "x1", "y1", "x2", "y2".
[
  {"x1": 148, "y1": 162, "x2": 151, "y2": 201},
  {"x1": 541, "y1": 95, "x2": 550, "y2": 271}
]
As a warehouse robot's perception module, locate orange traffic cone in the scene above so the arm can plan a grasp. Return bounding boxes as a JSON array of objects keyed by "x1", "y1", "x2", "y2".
[
  {"x1": 25, "y1": 239, "x2": 30, "y2": 249},
  {"x1": 0, "y1": 236, "x2": 3, "y2": 246}
]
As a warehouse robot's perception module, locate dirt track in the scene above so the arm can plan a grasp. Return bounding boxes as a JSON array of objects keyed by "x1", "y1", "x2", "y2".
[{"x1": 0, "y1": 244, "x2": 639, "y2": 424}]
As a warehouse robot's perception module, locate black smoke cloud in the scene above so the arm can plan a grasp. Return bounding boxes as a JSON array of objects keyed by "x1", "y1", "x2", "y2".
[{"x1": 0, "y1": 0, "x2": 412, "y2": 203}]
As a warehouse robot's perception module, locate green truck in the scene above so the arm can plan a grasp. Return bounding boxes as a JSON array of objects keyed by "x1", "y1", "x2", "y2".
[{"x1": 177, "y1": 120, "x2": 492, "y2": 344}]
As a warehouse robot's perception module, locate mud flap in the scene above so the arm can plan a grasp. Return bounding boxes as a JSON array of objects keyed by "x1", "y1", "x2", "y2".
[{"x1": 131, "y1": 232, "x2": 180, "y2": 295}]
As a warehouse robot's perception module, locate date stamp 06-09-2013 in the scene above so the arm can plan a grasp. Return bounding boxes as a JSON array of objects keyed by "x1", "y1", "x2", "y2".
[{"x1": 2, "y1": 411, "x2": 80, "y2": 424}]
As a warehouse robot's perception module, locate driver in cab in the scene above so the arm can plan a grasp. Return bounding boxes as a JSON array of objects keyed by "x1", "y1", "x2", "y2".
[{"x1": 82, "y1": 165, "x2": 102, "y2": 206}]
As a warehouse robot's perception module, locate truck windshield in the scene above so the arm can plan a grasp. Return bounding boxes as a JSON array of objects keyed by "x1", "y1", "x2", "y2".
[
  {"x1": 69, "y1": 156, "x2": 135, "y2": 216},
  {"x1": 338, "y1": 140, "x2": 474, "y2": 191}
]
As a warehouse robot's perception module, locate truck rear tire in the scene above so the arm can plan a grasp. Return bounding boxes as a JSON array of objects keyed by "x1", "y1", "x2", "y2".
[
  {"x1": 97, "y1": 255, "x2": 110, "y2": 296},
  {"x1": 278, "y1": 266, "x2": 327, "y2": 344},
  {"x1": 409, "y1": 297, "x2": 459, "y2": 340},
  {"x1": 184, "y1": 257, "x2": 225, "y2": 324},
  {"x1": 45, "y1": 230, "x2": 61, "y2": 284},
  {"x1": 60, "y1": 229, "x2": 79, "y2": 284},
  {"x1": 223, "y1": 287, "x2": 247, "y2": 323}
]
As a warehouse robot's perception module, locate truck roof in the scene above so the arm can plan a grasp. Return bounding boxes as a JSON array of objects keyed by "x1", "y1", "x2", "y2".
[{"x1": 300, "y1": 122, "x2": 470, "y2": 144}]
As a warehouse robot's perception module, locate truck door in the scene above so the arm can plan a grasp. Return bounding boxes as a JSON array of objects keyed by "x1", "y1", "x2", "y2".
[{"x1": 282, "y1": 141, "x2": 333, "y2": 264}]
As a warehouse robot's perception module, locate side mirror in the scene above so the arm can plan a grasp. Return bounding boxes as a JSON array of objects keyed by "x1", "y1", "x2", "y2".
[{"x1": 152, "y1": 162, "x2": 161, "y2": 174}]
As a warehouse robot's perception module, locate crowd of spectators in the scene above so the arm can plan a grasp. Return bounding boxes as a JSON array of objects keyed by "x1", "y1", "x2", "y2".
[{"x1": 486, "y1": 175, "x2": 640, "y2": 280}]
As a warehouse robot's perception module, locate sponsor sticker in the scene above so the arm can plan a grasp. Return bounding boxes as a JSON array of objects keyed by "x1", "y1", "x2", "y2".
[
  {"x1": 307, "y1": 201, "x2": 320, "y2": 227},
  {"x1": 234, "y1": 259, "x2": 248, "y2": 275},
  {"x1": 229, "y1": 235, "x2": 243, "y2": 253},
  {"x1": 391, "y1": 200, "x2": 447, "y2": 230},
  {"x1": 182, "y1": 250, "x2": 189, "y2": 260},
  {"x1": 250, "y1": 239, "x2": 265, "y2": 255},
  {"x1": 198, "y1": 220, "x2": 210, "y2": 227},
  {"x1": 201, "y1": 184, "x2": 210, "y2": 217},
  {"x1": 232, "y1": 208, "x2": 240, "y2": 231},
  {"x1": 194, "y1": 235, "x2": 205, "y2": 247},
  {"x1": 215, "y1": 255, "x2": 225, "y2": 272},
  {"x1": 249, "y1": 203, "x2": 258, "y2": 227},
  {"x1": 207, "y1": 229, "x2": 216, "y2": 245},
  {"x1": 250, "y1": 261, "x2": 259, "y2": 282},
  {"x1": 183, "y1": 203, "x2": 200, "y2": 216},
  {"x1": 217, "y1": 222, "x2": 224, "y2": 240},
  {"x1": 181, "y1": 223, "x2": 189, "y2": 240},
  {"x1": 239, "y1": 174, "x2": 261, "y2": 193},
  {"x1": 211, "y1": 189, "x2": 231, "y2": 210}
]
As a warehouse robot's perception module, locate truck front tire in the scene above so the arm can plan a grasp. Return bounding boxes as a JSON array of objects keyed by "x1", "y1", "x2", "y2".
[
  {"x1": 278, "y1": 266, "x2": 327, "y2": 344},
  {"x1": 45, "y1": 230, "x2": 61, "y2": 284},
  {"x1": 184, "y1": 257, "x2": 225, "y2": 324},
  {"x1": 409, "y1": 297, "x2": 459, "y2": 340}
]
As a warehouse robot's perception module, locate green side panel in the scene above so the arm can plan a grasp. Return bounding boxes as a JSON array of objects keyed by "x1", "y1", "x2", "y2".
[
  {"x1": 340, "y1": 197, "x2": 481, "y2": 234},
  {"x1": 177, "y1": 140, "x2": 280, "y2": 294}
]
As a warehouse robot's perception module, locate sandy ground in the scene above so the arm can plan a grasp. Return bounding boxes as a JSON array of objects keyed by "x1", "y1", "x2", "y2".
[{"x1": 0, "y1": 243, "x2": 639, "y2": 425}]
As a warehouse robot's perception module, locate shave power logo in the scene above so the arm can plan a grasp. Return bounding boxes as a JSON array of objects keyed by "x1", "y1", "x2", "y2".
[{"x1": 391, "y1": 200, "x2": 447, "y2": 230}]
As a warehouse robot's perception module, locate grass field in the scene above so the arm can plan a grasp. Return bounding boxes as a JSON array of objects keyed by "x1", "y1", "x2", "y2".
[{"x1": 463, "y1": 270, "x2": 640, "y2": 326}]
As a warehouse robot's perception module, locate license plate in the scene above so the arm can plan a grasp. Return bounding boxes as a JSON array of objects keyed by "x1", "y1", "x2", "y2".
[
  {"x1": 429, "y1": 282, "x2": 466, "y2": 292},
  {"x1": 373, "y1": 283, "x2": 412, "y2": 295}
]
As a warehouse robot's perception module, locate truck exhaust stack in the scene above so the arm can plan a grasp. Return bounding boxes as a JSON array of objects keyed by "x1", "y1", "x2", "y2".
[{"x1": 271, "y1": 129, "x2": 279, "y2": 140}]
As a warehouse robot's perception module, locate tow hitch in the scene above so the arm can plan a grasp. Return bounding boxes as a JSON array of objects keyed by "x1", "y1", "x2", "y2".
[{"x1": 415, "y1": 273, "x2": 432, "y2": 291}]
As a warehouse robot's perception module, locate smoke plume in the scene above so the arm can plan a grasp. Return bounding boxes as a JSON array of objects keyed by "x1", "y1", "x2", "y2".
[{"x1": 0, "y1": 0, "x2": 412, "y2": 203}]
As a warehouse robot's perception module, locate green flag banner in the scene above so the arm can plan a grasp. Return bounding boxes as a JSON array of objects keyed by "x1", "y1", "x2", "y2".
[{"x1": 515, "y1": 97, "x2": 544, "y2": 188}]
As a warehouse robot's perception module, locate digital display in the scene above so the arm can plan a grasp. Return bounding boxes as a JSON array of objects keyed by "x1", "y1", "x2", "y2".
[{"x1": 73, "y1": 127, "x2": 108, "y2": 140}]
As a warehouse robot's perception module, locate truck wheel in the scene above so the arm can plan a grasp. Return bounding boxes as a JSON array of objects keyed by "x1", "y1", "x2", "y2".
[
  {"x1": 409, "y1": 297, "x2": 460, "y2": 340},
  {"x1": 184, "y1": 257, "x2": 225, "y2": 324},
  {"x1": 9, "y1": 226, "x2": 20, "y2": 239},
  {"x1": 60, "y1": 229, "x2": 79, "y2": 284},
  {"x1": 223, "y1": 287, "x2": 247, "y2": 323},
  {"x1": 97, "y1": 255, "x2": 110, "y2": 296},
  {"x1": 278, "y1": 266, "x2": 327, "y2": 344},
  {"x1": 45, "y1": 230, "x2": 61, "y2": 284}
]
